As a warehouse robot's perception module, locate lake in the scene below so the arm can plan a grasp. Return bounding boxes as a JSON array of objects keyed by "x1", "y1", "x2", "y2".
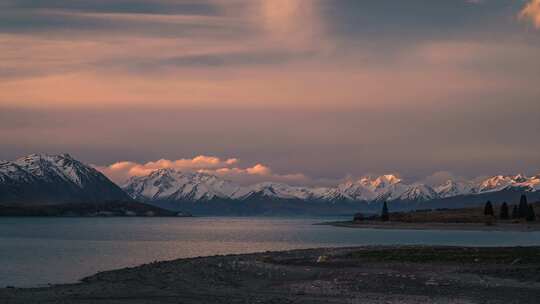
[{"x1": 1, "y1": 216, "x2": 540, "y2": 287}]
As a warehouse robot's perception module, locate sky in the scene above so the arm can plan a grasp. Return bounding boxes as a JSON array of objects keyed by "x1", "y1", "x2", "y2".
[{"x1": 1, "y1": 0, "x2": 540, "y2": 186}]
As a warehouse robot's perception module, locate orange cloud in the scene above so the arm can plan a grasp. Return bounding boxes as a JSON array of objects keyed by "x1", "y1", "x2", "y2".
[
  {"x1": 94, "y1": 156, "x2": 237, "y2": 182},
  {"x1": 94, "y1": 156, "x2": 308, "y2": 185},
  {"x1": 520, "y1": 0, "x2": 540, "y2": 28},
  {"x1": 246, "y1": 163, "x2": 272, "y2": 175}
]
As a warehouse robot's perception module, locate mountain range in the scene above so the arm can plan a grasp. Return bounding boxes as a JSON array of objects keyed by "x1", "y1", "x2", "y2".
[
  {"x1": 123, "y1": 169, "x2": 540, "y2": 204},
  {"x1": 1, "y1": 153, "x2": 539, "y2": 215}
]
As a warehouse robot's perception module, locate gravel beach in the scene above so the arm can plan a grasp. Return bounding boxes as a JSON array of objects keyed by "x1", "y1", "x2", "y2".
[{"x1": 2, "y1": 246, "x2": 540, "y2": 304}]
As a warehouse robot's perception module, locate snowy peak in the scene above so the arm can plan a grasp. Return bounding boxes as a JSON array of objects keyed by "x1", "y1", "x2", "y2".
[
  {"x1": 396, "y1": 184, "x2": 439, "y2": 202},
  {"x1": 337, "y1": 181, "x2": 374, "y2": 201},
  {"x1": 512, "y1": 174, "x2": 528, "y2": 183},
  {"x1": 434, "y1": 180, "x2": 473, "y2": 198},
  {"x1": 356, "y1": 174, "x2": 402, "y2": 190},
  {"x1": 239, "y1": 182, "x2": 314, "y2": 200},
  {"x1": 509, "y1": 174, "x2": 540, "y2": 191},
  {"x1": 310, "y1": 187, "x2": 353, "y2": 202},
  {"x1": 0, "y1": 153, "x2": 130, "y2": 205},
  {"x1": 338, "y1": 174, "x2": 406, "y2": 202},
  {"x1": 123, "y1": 169, "x2": 244, "y2": 202},
  {"x1": 13, "y1": 153, "x2": 98, "y2": 187},
  {"x1": 475, "y1": 175, "x2": 515, "y2": 193},
  {"x1": 432, "y1": 174, "x2": 540, "y2": 197},
  {"x1": 124, "y1": 171, "x2": 354, "y2": 203},
  {"x1": 372, "y1": 174, "x2": 402, "y2": 189},
  {"x1": 472, "y1": 174, "x2": 540, "y2": 193},
  {"x1": 525, "y1": 175, "x2": 540, "y2": 191}
]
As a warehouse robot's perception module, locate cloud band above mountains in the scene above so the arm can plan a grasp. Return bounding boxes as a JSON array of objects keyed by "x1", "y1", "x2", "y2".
[{"x1": 94, "y1": 156, "x2": 308, "y2": 185}]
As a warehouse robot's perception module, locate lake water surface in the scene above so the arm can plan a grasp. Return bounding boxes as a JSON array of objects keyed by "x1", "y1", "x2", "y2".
[{"x1": 2, "y1": 216, "x2": 540, "y2": 287}]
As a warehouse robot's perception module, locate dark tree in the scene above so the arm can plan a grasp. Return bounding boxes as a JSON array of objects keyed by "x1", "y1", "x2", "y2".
[
  {"x1": 519, "y1": 195, "x2": 528, "y2": 218},
  {"x1": 484, "y1": 201, "x2": 494, "y2": 216},
  {"x1": 353, "y1": 213, "x2": 364, "y2": 222},
  {"x1": 381, "y1": 201, "x2": 389, "y2": 222},
  {"x1": 512, "y1": 205, "x2": 519, "y2": 219},
  {"x1": 499, "y1": 202, "x2": 509, "y2": 220},
  {"x1": 526, "y1": 204, "x2": 536, "y2": 222}
]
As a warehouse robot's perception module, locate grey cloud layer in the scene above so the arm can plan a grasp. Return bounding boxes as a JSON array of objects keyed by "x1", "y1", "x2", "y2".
[{"x1": 1, "y1": 1, "x2": 539, "y2": 181}]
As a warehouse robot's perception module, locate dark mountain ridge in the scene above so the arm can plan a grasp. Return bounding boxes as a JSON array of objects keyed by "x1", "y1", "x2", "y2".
[{"x1": 0, "y1": 153, "x2": 131, "y2": 205}]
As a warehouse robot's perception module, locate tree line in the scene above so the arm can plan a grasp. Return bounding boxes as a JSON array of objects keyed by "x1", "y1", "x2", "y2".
[
  {"x1": 352, "y1": 195, "x2": 537, "y2": 223},
  {"x1": 484, "y1": 195, "x2": 536, "y2": 222}
]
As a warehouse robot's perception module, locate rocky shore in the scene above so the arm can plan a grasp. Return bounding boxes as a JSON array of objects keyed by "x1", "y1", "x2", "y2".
[{"x1": 2, "y1": 246, "x2": 540, "y2": 303}]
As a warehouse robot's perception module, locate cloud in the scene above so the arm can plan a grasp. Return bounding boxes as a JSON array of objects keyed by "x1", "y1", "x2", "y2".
[
  {"x1": 520, "y1": 0, "x2": 540, "y2": 28},
  {"x1": 2, "y1": 1, "x2": 540, "y2": 181},
  {"x1": 94, "y1": 155, "x2": 308, "y2": 185},
  {"x1": 1, "y1": 1, "x2": 539, "y2": 111},
  {"x1": 94, "y1": 155, "x2": 237, "y2": 182},
  {"x1": 2, "y1": 0, "x2": 220, "y2": 16},
  {"x1": 419, "y1": 171, "x2": 468, "y2": 186},
  {"x1": 206, "y1": 164, "x2": 309, "y2": 185}
]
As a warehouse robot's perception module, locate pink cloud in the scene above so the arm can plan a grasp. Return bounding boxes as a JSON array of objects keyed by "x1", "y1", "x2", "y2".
[
  {"x1": 520, "y1": 0, "x2": 540, "y2": 28},
  {"x1": 246, "y1": 163, "x2": 272, "y2": 175},
  {"x1": 94, "y1": 156, "x2": 308, "y2": 185},
  {"x1": 94, "y1": 156, "x2": 237, "y2": 183}
]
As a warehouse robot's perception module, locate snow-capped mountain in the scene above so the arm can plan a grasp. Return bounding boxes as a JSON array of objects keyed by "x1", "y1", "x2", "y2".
[
  {"x1": 474, "y1": 175, "x2": 518, "y2": 193},
  {"x1": 463, "y1": 174, "x2": 540, "y2": 194},
  {"x1": 337, "y1": 181, "x2": 374, "y2": 201},
  {"x1": 434, "y1": 180, "x2": 474, "y2": 198},
  {"x1": 0, "y1": 154, "x2": 131, "y2": 205},
  {"x1": 521, "y1": 175, "x2": 540, "y2": 191},
  {"x1": 123, "y1": 170, "x2": 350, "y2": 204},
  {"x1": 123, "y1": 168, "x2": 245, "y2": 202},
  {"x1": 336, "y1": 175, "x2": 438, "y2": 202},
  {"x1": 393, "y1": 184, "x2": 440, "y2": 202},
  {"x1": 122, "y1": 169, "x2": 540, "y2": 209},
  {"x1": 123, "y1": 171, "x2": 436, "y2": 205},
  {"x1": 238, "y1": 182, "x2": 314, "y2": 201}
]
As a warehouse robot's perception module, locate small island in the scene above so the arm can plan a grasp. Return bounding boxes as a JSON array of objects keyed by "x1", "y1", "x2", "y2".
[{"x1": 325, "y1": 195, "x2": 540, "y2": 232}]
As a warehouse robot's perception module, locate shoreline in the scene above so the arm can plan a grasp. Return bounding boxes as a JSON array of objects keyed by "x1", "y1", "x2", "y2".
[
  {"x1": 319, "y1": 220, "x2": 540, "y2": 232},
  {"x1": 2, "y1": 245, "x2": 540, "y2": 303}
]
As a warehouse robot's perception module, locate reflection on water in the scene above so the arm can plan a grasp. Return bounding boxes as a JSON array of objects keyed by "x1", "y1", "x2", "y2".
[{"x1": 1, "y1": 216, "x2": 539, "y2": 287}]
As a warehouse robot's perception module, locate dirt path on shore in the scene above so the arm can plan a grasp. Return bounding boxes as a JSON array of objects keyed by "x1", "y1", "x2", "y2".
[{"x1": 1, "y1": 246, "x2": 540, "y2": 304}]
